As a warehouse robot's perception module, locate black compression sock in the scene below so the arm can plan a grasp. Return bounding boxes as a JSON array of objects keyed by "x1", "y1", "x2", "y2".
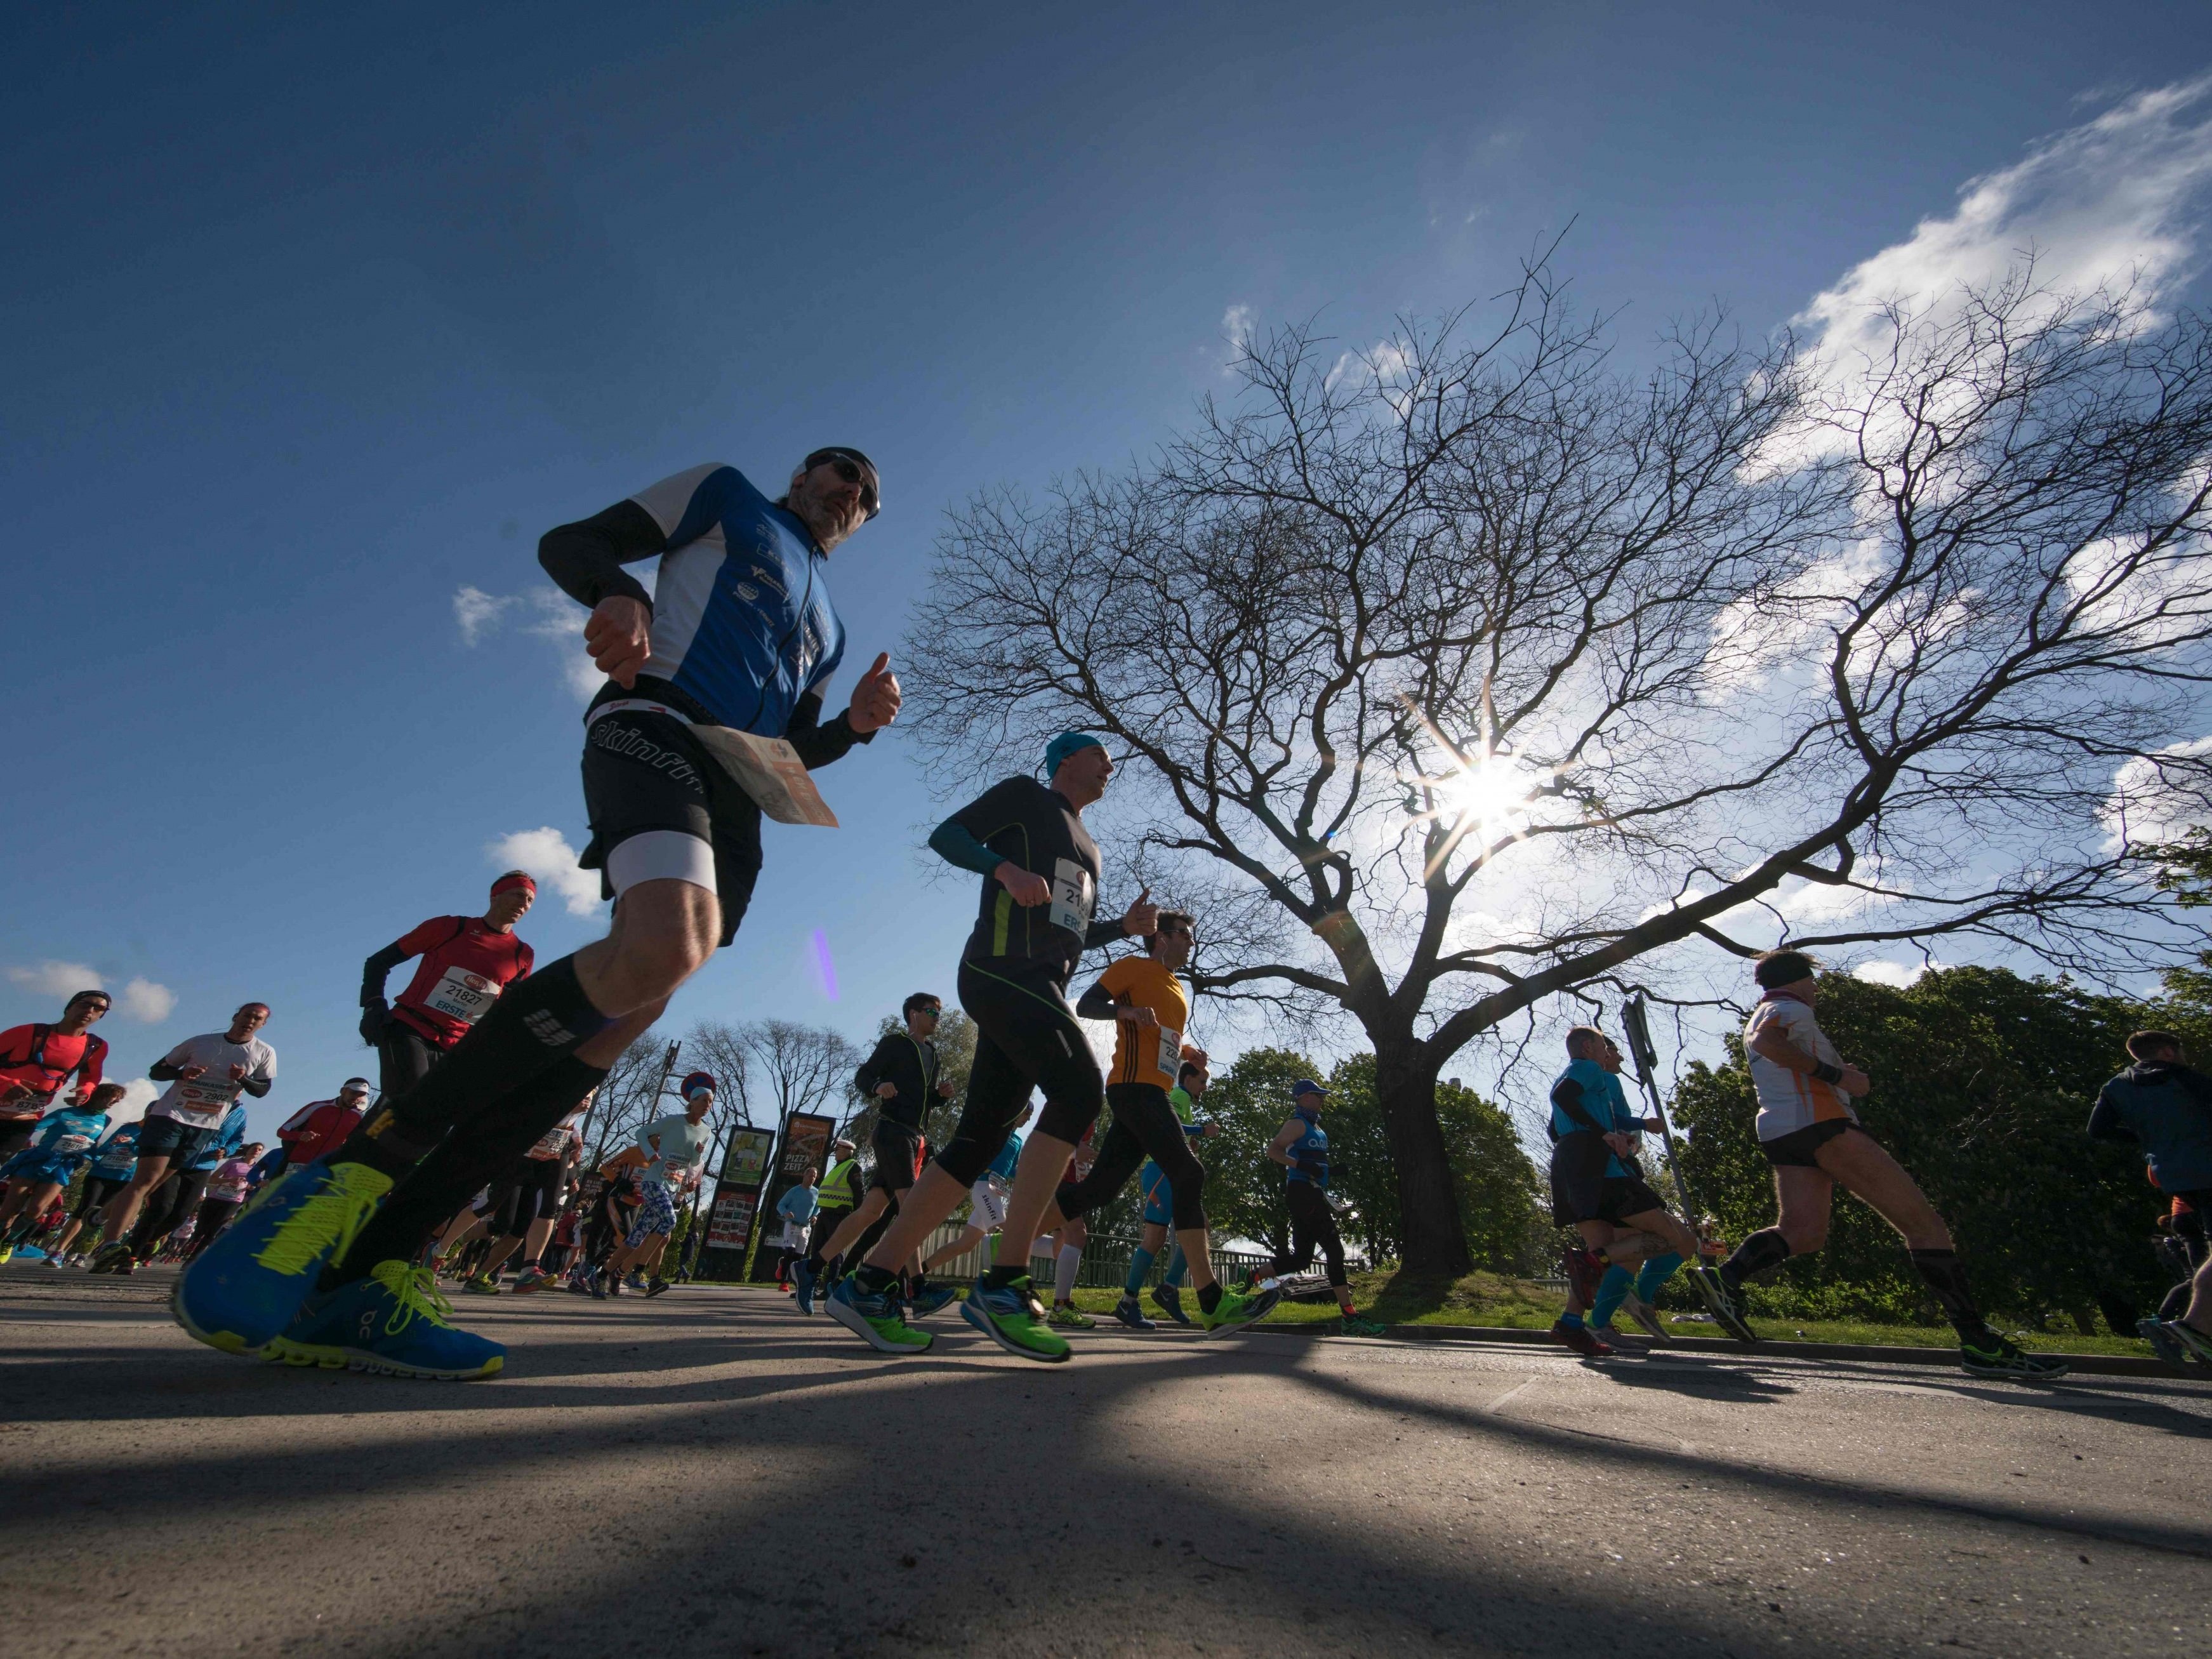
[
  {"x1": 1910, "y1": 1248, "x2": 1992, "y2": 1344},
  {"x1": 331, "y1": 956, "x2": 612, "y2": 1178},
  {"x1": 321, "y1": 1055, "x2": 608, "y2": 1290},
  {"x1": 981, "y1": 1264, "x2": 1024, "y2": 1289},
  {"x1": 1198, "y1": 1283, "x2": 1223, "y2": 1314},
  {"x1": 1721, "y1": 1227, "x2": 1793, "y2": 1288},
  {"x1": 854, "y1": 1264, "x2": 896, "y2": 1293}
]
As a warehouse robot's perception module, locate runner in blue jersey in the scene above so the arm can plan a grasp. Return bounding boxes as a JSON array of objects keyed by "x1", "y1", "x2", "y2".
[
  {"x1": 1544, "y1": 1026, "x2": 1701, "y2": 1358},
  {"x1": 0, "y1": 1083, "x2": 122, "y2": 1263},
  {"x1": 1265, "y1": 1081, "x2": 1386, "y2": 1336},
  {"x1": 51, "y1": 1119, "x2": 140, "y2": 1264},
  {"x1": 180, "y1": 449, "x2": 902, "y2": 1380}
]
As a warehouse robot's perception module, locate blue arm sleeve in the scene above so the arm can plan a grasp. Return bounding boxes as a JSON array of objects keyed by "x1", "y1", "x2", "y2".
[{"x1": 929, "y1": 819, "x2": 1005, "y2": 878}]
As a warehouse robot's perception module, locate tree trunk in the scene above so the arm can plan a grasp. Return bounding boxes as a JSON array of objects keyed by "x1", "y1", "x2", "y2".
[{"x1": 1373, "y1": 1041, "x2": 1473, "y2": 1278}]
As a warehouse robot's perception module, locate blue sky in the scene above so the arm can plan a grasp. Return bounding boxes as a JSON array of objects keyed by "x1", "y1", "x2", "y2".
[{"x1": 8, "y1": 1, "x2": 2212, "y2": 1144}]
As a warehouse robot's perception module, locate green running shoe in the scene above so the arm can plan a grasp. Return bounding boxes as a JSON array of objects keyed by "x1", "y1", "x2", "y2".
[
  {"x1": 1197, "y1": 1283, "x2": 1281, "y2": 1338},
  {"x1": 1959, "y1": 1332, "x2": 2070, "y2": 1381},
  {"x1": 1339, "y1": 1314, "x2": 1388, "y2": 1337},
  {"x1": 463, "y1": 1274, "x2": 501, "y2": 1295},
  {"x1": 1047, "y1": 1301, "x2": 1096, "y2": 1329},
  {"x1": 267, "y1": 1260, "x2": 504, "y2": 1380},
  {"x1": 825, "y1": 1274, "x2": 932, "y2": 1354},
  {"x1": 2161, "y1": 1319, "x2": 2212, "y2": 1366},
  {"x1": 172, "y1": 1158, "x2": 393, "y2": 1356},
  {"x1": 962, "y1": 1274, "x2": 1070, "y2": 1363}
]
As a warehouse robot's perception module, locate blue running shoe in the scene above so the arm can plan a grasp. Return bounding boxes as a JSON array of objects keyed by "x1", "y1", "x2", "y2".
[
  {"x1": 826, "y1": 1274, "x2": 932, "y2": 1354},
  {"x1": 172, "y1": 1159, "x2": 392, "y2": 1357},
  {"x1": 793, "y1": 1256, "x2": 818, "y2": 1316},
  {"x1": 906, "y1": 1281, "x2": 960, "y2": 1320},
  {"x1": 1149, "y1": 1283, "x2": 1192, "y2": 1326},
  {"x1": 1111, "y1": 1295, "x2": 1157, "y2": 1330},
  {"x1": 265, "y1": 1260, "x2": 504, "y2": 1380}
]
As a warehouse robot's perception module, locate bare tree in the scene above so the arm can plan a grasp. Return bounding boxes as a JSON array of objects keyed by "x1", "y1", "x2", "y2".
[
  {"x1": 738, "y1": 1019, "x2": 864, "y2": 1142},
  {"x1": 578, "y1": 1036, "x2": 682, "y2": 1168},
  {"x1": 906, "y1": 260, "x2": 2212, "y2": 1274}
]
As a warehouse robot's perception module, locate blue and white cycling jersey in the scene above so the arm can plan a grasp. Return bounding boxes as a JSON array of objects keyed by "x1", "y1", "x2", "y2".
[{"x1": 625, "y1": 465, "x2": 848, "y2": 734}]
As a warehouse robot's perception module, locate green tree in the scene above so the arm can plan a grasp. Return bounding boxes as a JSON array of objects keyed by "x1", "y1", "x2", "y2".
[
  {"x1": 1197, "y1": 1047, "x2": 1320, "y2": 1257},
  {"x1": 1672, "y1": 967, "x2": 2168, "y2": 1330}
]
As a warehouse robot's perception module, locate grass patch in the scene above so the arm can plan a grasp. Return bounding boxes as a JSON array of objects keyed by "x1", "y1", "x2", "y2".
[{"x1": 1066, "y1": 1268, "x2": 2157, "y2": 1357}]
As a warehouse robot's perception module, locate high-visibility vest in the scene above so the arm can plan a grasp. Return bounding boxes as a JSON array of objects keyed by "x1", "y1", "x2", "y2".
[{"x1": 818, "y1": 1158, "x2": 861, "y2": 1211}]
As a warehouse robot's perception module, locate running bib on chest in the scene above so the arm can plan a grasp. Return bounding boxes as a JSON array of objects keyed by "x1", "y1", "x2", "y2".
[
  {"x1": 424, "y1": 965, "x2": 501, "y2": 1024},
  {"x1": 176, "y1": 1078, "x2": 236, "y2": 1114},
  {"x1": 53, "y1": 1134, "x2": 92, "y2": 1155},
  {"x1": 1048, "y1": 857, "x2": 1095, "y2": 936},
  {"x1": 1155, "y1": 1025, "x2": 1182, "y2": 1080}
]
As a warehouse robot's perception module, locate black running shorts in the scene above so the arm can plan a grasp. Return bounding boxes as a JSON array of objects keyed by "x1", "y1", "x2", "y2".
[
  {"x1": 578, "y1": 709, "x2": 762, "y2": 947},
  {"x1": 0, "y1": 1120, "x2": 37, "y2": 1163},
  {"x1": 136, "y1": 1114, "x2": 218, "y2": 1167},
  {"x1": 1549, "y1": 1133, "x2": 1666, "y2": 1226},
  {"x1": 489, "y1": 1155, "x2": 567, "y2": 1237},
  {"x1": 1758, "y1": 1118, "x2": 1857, "y2": 1169},
  {"x1": 379, "y1": 1024, "x2": 442, "y2": 1099},
  {"x1": 930, "y1": 958, "x2": 1104, "y2": 1187},
  {"x1": 869, "y1": 1121, "x2": 924, "y2": 1196}
]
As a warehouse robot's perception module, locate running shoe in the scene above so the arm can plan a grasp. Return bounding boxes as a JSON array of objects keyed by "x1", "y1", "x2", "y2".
[
  {"x1": 1693, "y1": 1267, "x2": 1758, "y2": 1345},
  {"x1": 1563, "y1": 1245, "x2": 1604, "y2": 1307},
  {"x1": 1590, "y1": 1322, "x2": 1650, "y2": 1349},
  {"x1": 2156, "y1": 1319, "x2": 2212, "y2": 1367},
  {"x1": 1551, "y1": 1318, "x2": 1613, "y2": 1357},
  {"x1": 1149, "y1": 1284, "x2": 1192, "y2": 1326},
  {"x1": 1047, "y1": 1301, "x2": 1096, "y2": 1329},
  {"x1": 510, "y1": 1266, "x2": 553, "y2": 1295},
  {"x1": 86, "y1": 1240, "x2": 131, "y2": 1275},
  {"x1": 267, "y1": 1260, "x2": 504, "y2": 1380},
  {"x1": 1111, "y1": 1295, "x2": 1157, "y2": 1330},
  {"x1": 1339, "y1": 1314, "x2": 1388, "y2": 1337},
  {"x1": 0, "y1": 1245, "x2": 13, "y2": 1266},
  {"x1": 588, "y1": 1269, "x2": 608, "y2": 1301},
  {"x1": 1959, "y1": 1332, "x2": 2071, "y2": 1381},
  {"x1": 463, "y1": 1274, "x2": 501, "y2": 1295},
  {"x1": 171, "y1": 1159, "x2": 393, "y2": 1358},
  {"x1": 2138, "y1": 1316, "x2": 2189, "y2": 1366},
  {"x1": 606, "y1": 1272, "x2": 626, "y2": 1297},
  {"x1": 961, "y1": 1274, "x2": 1070, "y2": 1363},
  {"x1": 793, "y1": 1257, "x2": 819, "y2": 1315},
  {"x1": 826, "y1": 1274, "x2": 933, "y2": 1354},
  {"x1": 41, "y1": 1253, "x2": 63, "y2": 1269},
  {"x1": 906, "y1": 1281, "x2": 960, "y2": 1320},
  {"x1": 1197, "y1": 1285, "x2": 1281, "y2": 1338},
  {"x1": 1619, "y1": 1291, "x2": 1674, "y2": 1343},
  {"x1": 645, "y1": 1278, "x2": 671, "y2": 1299},
  {"x1": 625, "y1": 1271, "x2": 647, "y2": 1290}
]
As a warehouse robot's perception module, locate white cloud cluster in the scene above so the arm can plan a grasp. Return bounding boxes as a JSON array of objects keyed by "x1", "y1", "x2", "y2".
[
  {"x1": 2102, "y1": 734, "x2": 2212, "y2": 849},
  {"x1": 1800, "y1": 75, "x2": 2212, "y2": 365},
  {"x1": 453, "y1": 585, "x2": 602, "y2": 700},
  {"x1": 104, "y1": 1077, "x2": 159, "y2": 1127},
  {"x1": 486, "y1": 827, "x2": 604, "y2": 916},
  {"x1": 6, "y1": 963, "x2": 175, "y2": 1022},
  {"x1": 1852, "y1": 959, "x2": 1943, "y2": 988}
]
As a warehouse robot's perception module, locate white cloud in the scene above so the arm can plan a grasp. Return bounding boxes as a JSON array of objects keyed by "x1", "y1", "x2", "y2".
[
  {"x1": 1853, "y1": 959, "x2": 1941, "y2": 988},
  {"x1": 453, "y1": 585, "x2": 515, "y2": 645},
  {"x1": 1801, "y1": 76, "x2": 2212, "y2": 364},
  {"x1": 487, "y1": 827, "x2": 604, "y2": 916},
  {"x1": 453, "y1": 585, "x2": 602, "y2": 701},
  {"x1": 117, "y1": 977, "x2": 176, "y2": 1024},
  {"x1": 6, "y1": 961, "x2": 102, "y2": 999},
  {"x1": 2102, "y1": 734, "x2": 2212, "y2": 849},
  {"x1": 103, "y1": 1078, "x2": 157, "y2": 1128}
]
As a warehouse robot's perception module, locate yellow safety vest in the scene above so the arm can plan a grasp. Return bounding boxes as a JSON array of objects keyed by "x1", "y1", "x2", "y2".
[{"x1": 818, "y1": 1157, "x2": 861, "y2": 1211}]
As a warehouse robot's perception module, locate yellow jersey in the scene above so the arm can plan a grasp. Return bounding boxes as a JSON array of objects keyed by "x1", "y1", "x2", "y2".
[{"x1": 1096, "y1": 955, "x2": 1190, "y2": 1090}]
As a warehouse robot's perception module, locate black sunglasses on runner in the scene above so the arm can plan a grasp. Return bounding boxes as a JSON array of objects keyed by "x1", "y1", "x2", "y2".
[{"x1": 805, "y1": 448, "x2": 880, "y2": 520}]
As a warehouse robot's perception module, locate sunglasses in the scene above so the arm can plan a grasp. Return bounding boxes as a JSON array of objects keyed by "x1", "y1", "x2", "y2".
[
  {"x1": 916, "y1": 1005, "x2": 943, "y2": 1018},
  {"x1": 808, "y1": 451, "x2": 880, "y2": 519}
]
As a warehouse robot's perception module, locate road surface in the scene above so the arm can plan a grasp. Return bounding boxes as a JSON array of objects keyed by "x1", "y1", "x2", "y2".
[{"x1": 2, "y1": 1267, "x2": 2205, "y2": 1656}]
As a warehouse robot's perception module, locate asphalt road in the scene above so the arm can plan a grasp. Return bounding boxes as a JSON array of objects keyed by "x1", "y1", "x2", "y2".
[{"x1": 2, "y1": 1266, "x2": 2206, "y2": 1658}]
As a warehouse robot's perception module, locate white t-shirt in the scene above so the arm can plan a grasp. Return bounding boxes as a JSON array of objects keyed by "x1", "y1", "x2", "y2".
[
  {"x1": 149, "y1": 1033, "x2": 279, "y2": 1129},
  {"x1": 635, "y1": 1113, "x2": 710, "y2": 1187},
  {"x1": 1742, "y1": 995, "x2": 1856, "y2": 1140}
]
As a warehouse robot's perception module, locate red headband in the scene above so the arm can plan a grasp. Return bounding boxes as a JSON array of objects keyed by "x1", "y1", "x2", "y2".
[{"x1": 491, "y1": 872, "x2": 537, "y2": 899}]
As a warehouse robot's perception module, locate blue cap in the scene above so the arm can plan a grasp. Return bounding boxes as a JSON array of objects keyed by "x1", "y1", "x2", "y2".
[
  {"x1": 680, "y1": 1071, "x2": 717, "y2": 1100},
  {"x1": 1043, "y1": 730, "x2": 1105, "y2": 777},
  {"x1": 1291, "y1": 1078, "x2": 1328, "y2": 1100}
]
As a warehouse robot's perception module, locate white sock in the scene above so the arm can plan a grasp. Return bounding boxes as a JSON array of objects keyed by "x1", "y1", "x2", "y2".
[{"x1": 1056, "y1": 1243, "x2": 1081, "y2": 1304}]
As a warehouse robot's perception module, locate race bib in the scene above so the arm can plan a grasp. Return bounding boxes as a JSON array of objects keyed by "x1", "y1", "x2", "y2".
[
  {"x1": 424, "y1": 964, "x2": 501, "y2": 1024},
  {"x1": 176, "y1": 1078, "x2": 237, "y2": 1114},
  {"x1": 1155, "y1": 1025, "x2": 1181, "y2": 1080},
  {"x1": 54, "y1": 1134, "x2": 92, "y2": 1155},
  {"x1": 1048, "y1": 857, "x2": 1095, "y2": 937}
]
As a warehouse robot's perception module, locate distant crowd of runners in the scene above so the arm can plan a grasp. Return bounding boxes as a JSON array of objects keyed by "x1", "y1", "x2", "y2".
[{"x1": 4, "y1": 446, "x2": 2204, "y2": 1386}]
